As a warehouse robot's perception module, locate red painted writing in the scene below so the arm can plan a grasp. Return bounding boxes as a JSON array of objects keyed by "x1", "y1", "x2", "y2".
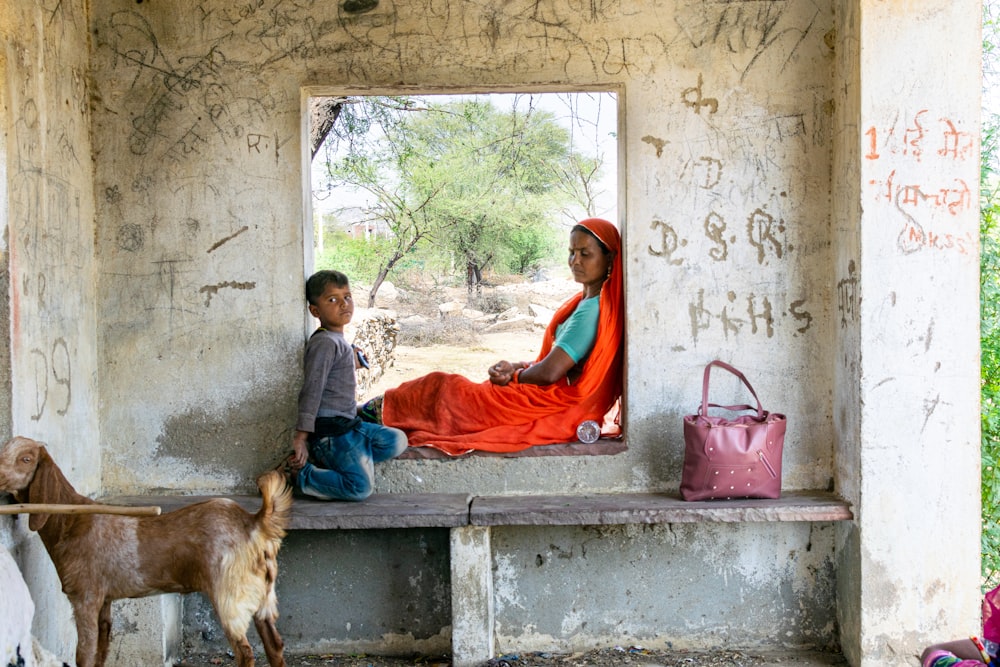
[
  {"x1": 903, "y1": 224, "x2": 974, "y2": 255},
  {"x1": 865, "y1": 110, "x2": 972, "y2": 163},
  {"x1": 902, "y1": 110, "x2": 926, "y2": 161},
  {"x1": 865, "y1": 126, "x2": 880, "y2": 160},
  {"x1": 938, "y1": 118, "x2": 975, "y2": 161},
  {"x1": 870, "y1": 170, "x2": 972, "y2": 216}
]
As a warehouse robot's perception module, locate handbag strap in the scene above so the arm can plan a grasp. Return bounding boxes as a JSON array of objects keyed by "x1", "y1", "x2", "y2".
[{"x1": 700, "y1": 360, "x2": 765, "y2": 420}]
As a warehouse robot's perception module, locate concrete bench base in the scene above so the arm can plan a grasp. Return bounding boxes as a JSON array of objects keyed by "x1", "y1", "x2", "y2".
[{"x1": 102, "y1": 490, "x2": 853, "y2": 667}]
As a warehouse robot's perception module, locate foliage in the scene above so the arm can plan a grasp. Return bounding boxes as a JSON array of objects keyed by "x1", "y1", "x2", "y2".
[
  {"x1": 314, "y1": 94, "x2": 601, "y2": 304},
  {"x1": 506, "y1": 222, "x2": 564, "y2": 274},
  {"x1": 469, "y1": 291, "x2": 515, "y2": 315},
  {"x1": 983, "y1": 119, "x2": 1000, "y2": 587},
  {"x1": 396, "y1": 317, "x2": 481, "y2": 348},
  {"x1": 553, "y1": 152, "x2": 605, "y2": 223},
  {"x1": 316, "y1": 97, "x2": 436, "y2": 306},
  {"x1": 402, "y1": 99, "x2": 576, "y2": 291},
  {"x1": 314, "y1": 230, "x2": 388, "y2": 286},
  {"x1": 984, "y1": 0, "x2": 1000, "y2": 587}
]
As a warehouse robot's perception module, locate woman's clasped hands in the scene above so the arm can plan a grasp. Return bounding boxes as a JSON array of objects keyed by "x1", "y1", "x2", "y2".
[{"x1": 488, "y1": 360, "x2": 527, "y2": 386}]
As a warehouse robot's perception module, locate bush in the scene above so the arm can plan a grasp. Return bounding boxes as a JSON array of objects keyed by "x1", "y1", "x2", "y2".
[
  {"x1": 397, "y1": 317, "x2": 480, "y2": 347},
  {"x1": 470, "y1": 292, "x2": 514, "y2": 314},
  {"x1": 983, "y1": 116, "x2": 1000, "y2": 586},
  {"x1": 315, "y1": 233, "x2": 392, "y2": 285},
  {"x1": 978, "y1": 2, "x2": 1000, "y2": 585}
]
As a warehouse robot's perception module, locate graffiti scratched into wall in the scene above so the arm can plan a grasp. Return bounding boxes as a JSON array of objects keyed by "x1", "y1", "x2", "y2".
[
  {"x1": 688, "y1": 288, "x2": 812, "y2": 343},
  {"x1": 648, "y1": 208, "x2": 788, "y2": 267}
]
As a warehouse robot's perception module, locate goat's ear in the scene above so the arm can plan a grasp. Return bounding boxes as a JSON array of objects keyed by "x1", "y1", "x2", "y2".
[{"x1": 26, "y1": 447, "x2": 56, "y2": 532}]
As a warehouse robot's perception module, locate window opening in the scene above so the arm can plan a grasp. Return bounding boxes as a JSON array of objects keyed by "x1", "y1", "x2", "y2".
[{"x1": 307, "y1": 91, "x2": 620, "y2": 453}]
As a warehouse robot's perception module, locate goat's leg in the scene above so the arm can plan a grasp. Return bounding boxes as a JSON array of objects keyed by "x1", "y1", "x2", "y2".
[
  {"x1": 212, "y1": 589, "x2": 258, "y2": 666},
  {"x1": 222, "y1": 631, "x2": 256, "y2": 667},
  {"x1": 71, "y1": 596, "x2": 103, "y2": 667},
  {"x1": 96, "y1": 599, "x2": 113, "y2": 667},
  {"x1": 253, "y1": 614, "x2": 286, "y2": 667}
]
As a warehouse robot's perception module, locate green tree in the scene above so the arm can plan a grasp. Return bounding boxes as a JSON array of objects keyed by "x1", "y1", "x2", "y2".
[
  {"x1": 982, "y1": 122, "x2": 1000, "y2": 587},
  {"x1": 314, "y1": 229, "x2": 390, "y2": 286},
  {"x1": 403, "y1": 99, "x2": 576, "y2": 293},
  {"x1": 314, "y1": 94, "x2": 602, "y2": 303},
  {"x1": 320, "y1": 96, "x2": 444, "y2": 307},
  {"x1": 983, "y1": 0, "x2": 1000, "y2": 587}
]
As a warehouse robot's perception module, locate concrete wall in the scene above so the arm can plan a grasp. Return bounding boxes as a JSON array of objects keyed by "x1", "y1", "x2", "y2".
[
  {"x1": 836, "y1": 2, "x2": 984, "y2": 664},
  {"x1": 91, "y1": 0, "x2": 838, "y2": 499},
  {"x1": 91, "y1": 2, "x2": 305, "y2": 493},
  {"x1": 186, "y1": 529, "x2": 455, "y2": 657},
  {"x1": 832, "y1": 2, "x2": 865, "y2": 662},
  {"x1": 0, "y1": 1, "x2": 984, "y2": 666},
  {"x1": 88, "y1": 0, "x2": 851, "y2": 654},
  {"x1": 1, "y1": 1, "x2": 100, "y2": 661}
]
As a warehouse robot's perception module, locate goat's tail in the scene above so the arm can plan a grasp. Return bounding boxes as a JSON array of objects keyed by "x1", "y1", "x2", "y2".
[{"x1": 254, "y1": 469, "x2": 292, "y2": 543}]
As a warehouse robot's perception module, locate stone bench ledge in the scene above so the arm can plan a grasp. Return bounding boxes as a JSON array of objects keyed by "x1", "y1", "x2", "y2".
[
  {"x1": 100, "y1": 492, "x2": 473, "y2": 530},
  {"x1": 469, "y1": 490, "x2": 853, "y2": 526},
  {"x1": 100, "y1": 490, "x2": 851, "y2": 530}
]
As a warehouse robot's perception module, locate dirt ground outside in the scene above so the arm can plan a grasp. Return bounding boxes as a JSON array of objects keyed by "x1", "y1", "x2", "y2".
[
  {"x1": 359, "y1": 276, "x2": 578, "y2": 398},
  {"x1": 365, "y1": 328, "x2": 542, "y2": 397}
]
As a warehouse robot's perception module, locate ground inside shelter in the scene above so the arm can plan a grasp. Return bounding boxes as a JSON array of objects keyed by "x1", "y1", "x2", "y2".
[{"x1": 176, "y1": 648, "x2": 849, "y2": 667}]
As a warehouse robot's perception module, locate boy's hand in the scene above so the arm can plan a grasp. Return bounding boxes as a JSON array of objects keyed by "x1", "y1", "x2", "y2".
[
  {"x1": 353, "y1": 345, "x2": 369, "y2": 369},
  {"x1": 290, "y1": 432, "x2": 309, "y2": 470}
]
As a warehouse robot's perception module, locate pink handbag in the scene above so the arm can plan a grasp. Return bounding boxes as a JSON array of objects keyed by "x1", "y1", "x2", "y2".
[{"x1": 680, "y1": 360, "x2": 787, "y2": 501}]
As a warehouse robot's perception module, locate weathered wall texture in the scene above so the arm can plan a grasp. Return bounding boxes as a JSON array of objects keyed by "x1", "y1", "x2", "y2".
[
  {"x1": 184, "y1": 528, "x2": 454, "y2": 657},
  {"x1": 92, "y1": 0, "x2": 305, "y2": 492},
  {"x1": 831, "y1": 1, "x2": 864, "y2": 662},
  {"x1": 86, "y1": 0, "x2": 850, "y2": 656},
  {"x1": 1, "y1": 1, "x2": 100, "y2": 660},
  {"x1": 0, "y1": 0, "x2": 984, "y2": 665},
  {"x1": 490, "y1": 522, "x2": 839, "y2": 652},
  {"x1": 91, "y1": 0, "x2": 836, "y2": 496}
]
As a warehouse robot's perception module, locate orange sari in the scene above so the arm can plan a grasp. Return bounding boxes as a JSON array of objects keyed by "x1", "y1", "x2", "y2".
[{"x1": 382, "y1": 218, "x2": 624, "y2": 455}]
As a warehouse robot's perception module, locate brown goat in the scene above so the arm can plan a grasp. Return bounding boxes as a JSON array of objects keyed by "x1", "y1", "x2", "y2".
[{"x1": 0, "y1": 436, "x2": 292, "y2": 667}]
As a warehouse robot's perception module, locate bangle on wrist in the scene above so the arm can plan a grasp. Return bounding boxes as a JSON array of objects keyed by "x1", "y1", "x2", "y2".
[{"x1": 512, "y1": 368, "x2": 523, "y2": 384}]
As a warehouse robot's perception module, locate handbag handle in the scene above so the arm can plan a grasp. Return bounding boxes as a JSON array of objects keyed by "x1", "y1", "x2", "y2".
[{"x1": 699, "y1": 360, "x2": 765, "y2": 421}]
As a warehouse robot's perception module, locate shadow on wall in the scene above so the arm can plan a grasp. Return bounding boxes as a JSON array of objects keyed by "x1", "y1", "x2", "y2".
[
  {"x1": 629, "y1": 411, "x2": 687, "y2": 491},
  {"x1": 145, "y1": 311, "x2": 397, "y2": 493}
]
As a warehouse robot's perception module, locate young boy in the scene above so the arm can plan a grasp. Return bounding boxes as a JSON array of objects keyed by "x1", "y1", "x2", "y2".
[{"x1": 287, "y1": 270, "x2": 408, "y2": 501}]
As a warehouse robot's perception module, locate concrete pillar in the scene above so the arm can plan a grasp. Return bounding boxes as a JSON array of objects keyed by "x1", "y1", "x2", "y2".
[
  {"x1": 107, "y1": 595, "x2": 182, "y2": 667},
  {"x1": 450, "y1": 526, "x2": 494, "y2": 667},
  {"x1": 835, "y1": 1, "x2": 983, "y2": 664}
]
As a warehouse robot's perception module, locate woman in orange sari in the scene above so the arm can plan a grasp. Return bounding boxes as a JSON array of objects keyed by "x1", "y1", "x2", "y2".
[{"x1": 363, "y1": 217, "x2": 624, "y2": 456}]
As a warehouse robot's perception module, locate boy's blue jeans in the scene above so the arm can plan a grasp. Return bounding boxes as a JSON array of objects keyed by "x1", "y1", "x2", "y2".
[{"x1": 295, "y1": 422, "x2": 408, "y2": 501}]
